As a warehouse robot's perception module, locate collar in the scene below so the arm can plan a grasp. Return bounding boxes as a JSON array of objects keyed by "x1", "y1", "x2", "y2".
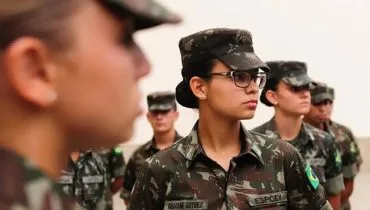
[
  {"x1": 144, "y1": 131, "x2": 181, "y2": 152},
  {"x1": 182, "y1": 121, "x2": 265, "y2": 168}
]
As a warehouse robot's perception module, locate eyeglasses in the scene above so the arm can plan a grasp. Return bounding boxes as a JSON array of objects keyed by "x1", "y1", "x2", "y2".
[
  {"x1": 209, "y1": 71, "x2": 266, "y2": 89},
  {"x1": 288, "y1": 84, "x2": 311, "y2": 93}
]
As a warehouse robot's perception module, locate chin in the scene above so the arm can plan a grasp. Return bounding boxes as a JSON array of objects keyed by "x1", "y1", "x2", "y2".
[{"x1": 238, "y1": 112, "x2": 256, "y2": 120}]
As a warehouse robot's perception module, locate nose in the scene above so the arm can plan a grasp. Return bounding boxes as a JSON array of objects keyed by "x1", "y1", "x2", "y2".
[
  {"x1": 134, "y1": 45, "x2": 151, "y2": 80},
  {"x1": 245, "y1": 80, "x2": 259, "y2": 94},
  {"x1": 300, "y1": 89, "x2": 310, "y2": 98}
]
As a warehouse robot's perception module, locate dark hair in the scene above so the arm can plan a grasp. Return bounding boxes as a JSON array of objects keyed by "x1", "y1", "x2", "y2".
[
  {"x1": 175, "y1": 59, "x2": 215, "y2": 108},
  {"x1": 0, "y1": 0, "x2": 80, "y2": 52},
  {"x1": 260, "y1": 77, "x2": 280, "y2": 107}
]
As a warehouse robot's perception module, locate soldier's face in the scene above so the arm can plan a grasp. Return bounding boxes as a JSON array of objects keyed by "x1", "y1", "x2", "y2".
[
  {"x1": 306, "y1": 100, "x2": 332, "y2": 124},
  {"x1": 274, "y1": 81, "x2": 311, "y2": 115},
  {"x1": 203, "y1": 61, "x2": 260, "y2": 120},
  {"x1": 54, "y1": 1, "x2": 150, "y2": 148},
  {"x1": 147, "y1": 109, "x2": 179, "y2": 133}
]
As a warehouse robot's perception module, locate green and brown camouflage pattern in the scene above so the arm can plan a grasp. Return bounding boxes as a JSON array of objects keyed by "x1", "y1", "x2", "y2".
[
  {"x1": 120, "y1": 132, "x2": 182, "y2": 201},
  {"x1": 58, "y1": 151, "x2": 107, "y2": 210},
  {"x1": 128, "y1": 122, "x2": 332, "y2": 210},
  {"x1": 0, "y1": 147, "x2": 75, "y2": 210},
  {"x1": 253, "y1": 118, "x2": 345, "y2": 196}
]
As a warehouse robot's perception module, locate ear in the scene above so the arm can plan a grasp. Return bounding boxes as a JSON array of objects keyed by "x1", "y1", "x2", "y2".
[
  {"x1": 266, "y1": 89, "x2": 278, "y2": 106},
  {"x1": 146, "y1": 112, "x2": 151, "y2": 120},
  {"x1": 2, "y1": 37, "x2": 58, "y2": 108},
  {"x1": 173, "y1": 110, "x2": 179, "y2": 120},
  {"x1": 189, "y1": 76, "x2": 208, "y2": 100}
]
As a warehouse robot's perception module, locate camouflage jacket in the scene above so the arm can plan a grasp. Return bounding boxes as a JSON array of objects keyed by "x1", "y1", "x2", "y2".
[
  {"x1": 121, "y1": 132, "x2": 182, "y2": 200},
  {"x1": 0, "y1": 147, "x2": 74, "y2": 210},
  {"x1": 253, "y1": 118, "x2": 344, "y2": 196},
  {"x1": 128, "y1": 122, "x2": 332, "y2": 210},
  {"x1": 325, "y1": 120, "x2": 362, "y2": 179},
  {"x1": 58, "y1": 151, "x2": 107, "y2": 210},
  {"x1": 97, "y1": 146, "x2": 125, "y2": 210}
]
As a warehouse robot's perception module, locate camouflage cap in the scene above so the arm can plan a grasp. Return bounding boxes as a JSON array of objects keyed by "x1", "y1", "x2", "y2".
[
  {"x1": 100, "y1": 0, "x2": 182, "y2": 31},
  {"x1": 178, "y1": 28, "x2": 270, "y2": 72},
  {"x1": 310, "y1": 82, "x2": 334, "y2": 104},
  {"x1": 260, "y1": 61, "x2": 315, "y2": 107},
  {"x1": 147, "y1": 91, "x2": 176, "y2": 111},
  {"x1": 266, "y1": 61, "x2": 315, "y2": 87}
]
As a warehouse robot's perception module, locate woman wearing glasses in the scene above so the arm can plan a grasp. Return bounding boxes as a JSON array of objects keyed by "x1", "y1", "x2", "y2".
[
  {"x1": 129, "y1": 29, "x2": 331, "y2": 210},
  {"x1": 253, "y1": 61, "x2": 343, "y2": 209}
]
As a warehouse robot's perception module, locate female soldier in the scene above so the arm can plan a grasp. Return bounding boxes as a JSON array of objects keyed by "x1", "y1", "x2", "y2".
[
  {"x1": 0, "y1": 0, "x2": 180, "y2": 209},
  {"x1": 253, "y1": 61, "x2": 344, "y2": 209},
  {"x1": 129, "y1": 28, "x2": 331, "y2": 210}
]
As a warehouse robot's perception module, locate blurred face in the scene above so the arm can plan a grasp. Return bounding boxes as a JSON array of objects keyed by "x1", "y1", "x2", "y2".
[
  {"x1": 146, "y1": 109, "x2": 179, "y2": 134},
  {"x1": 269, "y1": 81, "x2": 311, "y2": 116},
  {"x1": 306, "y1": 100, "x2": 333, "y2": 124},
  {"x1": 198, "y1": 61, "x2": 265, "y2": 120},
  {"x1": 54, "y1": 1, "x2": 150, "y2": 148}
]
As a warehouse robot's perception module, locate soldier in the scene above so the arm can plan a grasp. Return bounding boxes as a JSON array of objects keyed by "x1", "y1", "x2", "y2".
[
  {"x1": 129, "y1": 28, "x2": 332, "y2": 210},
  {"x1": 98, "y1": 146, "x2": 125, "y2": 210},
  {"x1": 121, "y1": 91, "x2": 182, "y2": 204},
  {"x1": 304, "y1": 82, "x2": 362, "y2": 210},
  {"x1": 0, "y1": 0, "x2": 181, "y2": 209},
  {"x1": 253, "y1": 61, "x2": 344, "y2": 209},
  {"x1": 58, "y1": 151, "x2": 107, "y2": 210}
]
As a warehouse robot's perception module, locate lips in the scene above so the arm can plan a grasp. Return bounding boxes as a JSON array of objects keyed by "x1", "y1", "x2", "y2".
[{"x1": 244, "y1": 100, "x2": 258, "y2": 109}]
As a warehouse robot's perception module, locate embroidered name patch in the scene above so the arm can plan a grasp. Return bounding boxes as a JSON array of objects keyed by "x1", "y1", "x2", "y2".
[
  {"x1": 248, "y1": 191, "x2": 287, "y2": 207},
  {"x1": 164, "y1": 200, "x2": 208, "y2": 210}
]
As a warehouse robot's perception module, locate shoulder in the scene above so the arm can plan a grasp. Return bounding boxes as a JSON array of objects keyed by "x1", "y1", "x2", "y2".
[
  {"x1": 251, "y1": 121, "x2": 270, "y2": 133},
  {"x1": 305, "y1": 123, "x2": 333, "y2": 142}
]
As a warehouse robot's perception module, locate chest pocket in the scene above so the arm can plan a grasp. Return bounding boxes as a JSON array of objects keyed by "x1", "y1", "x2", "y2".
[
  {"x1": 248, "y1": 191, "x2": 288, "y2": 209},
  {"x1": 82, "y1": 175, "x2": 105, "y2": 200}
]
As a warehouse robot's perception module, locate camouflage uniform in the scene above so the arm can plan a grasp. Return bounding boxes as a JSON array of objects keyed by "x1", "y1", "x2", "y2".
[
  {"x1": 0, "y1": 147, "x2": 74, "y2": 210},
  {"x1": 129, "y1": 123, "x2": 332, "y2": 210},
  {"x1": 97, "y1": 147, "x2": 126, "y2": 210},
  {"x1": 253, "y1": 119, "x2": 345, "y2": 196},
  {"x1": 129, "y1": 29, "x2": 331, "y2": 209},
  {"x1": 58, "y1": 151, "x2": 107, "y2": 210},
  {"x1": 121, "y1": 91, "x2": 182, "y2": 201},
  {"x1": 309, "y1": 84, "x2": 362, "y2": 210}
]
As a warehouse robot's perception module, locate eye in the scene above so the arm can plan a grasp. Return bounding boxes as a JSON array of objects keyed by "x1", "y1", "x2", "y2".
[{"x1": 233, "y1": 71, "x2": 251, "y2": 82}]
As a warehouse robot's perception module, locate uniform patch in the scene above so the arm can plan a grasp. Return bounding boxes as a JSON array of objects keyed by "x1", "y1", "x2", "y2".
[
  {"x1": 350, "y1": 142, "x2": 357, "y2": 153},
  {"x1": 82, "y1": 175, "x2": 104, "y2": 184},
  {"x1": 335, "y1": 151, "x2": 342, "y2": 167},
  {"x1": 248, "y1": 191, "x2": 287, "y2": 207},
  {"x1": 307, "y1": 158, "x2": 326, "y2": 166},
  {"x1": 164, "y1": 200, "x2": 208, "y2": 210},
  {"x1": 113, "y1": 147, "x2": 123, "y2": 155},
  {"x1": 58, "y1": 175, "x2": 73, "y2": 184},
  {"x1": 305, "y1": 165, "x2": 319, "y2": 190}
]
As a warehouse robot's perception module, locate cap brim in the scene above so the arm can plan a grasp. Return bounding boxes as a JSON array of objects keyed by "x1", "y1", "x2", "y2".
[
  {"x1": 281, "y1": 73, "x2": 315, "y2": 87},
  {"x1": 148, "y1": 104, "x2": 173, "y2": 112},
  {"x1": 217, "y1": 52, "x2": 270, "y2": 72},
  {"x1": 311, "y1": 93, "x2": 333, "y2": 104},
  {"x1": 103, "y1": 0, "x2": 182, "y2": 31}
]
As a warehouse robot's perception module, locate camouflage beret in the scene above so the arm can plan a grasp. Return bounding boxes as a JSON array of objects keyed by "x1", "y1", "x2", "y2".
[
  {"x1": 310, "y1": 82, "x2": 334, "y2": 104},
  {"x1": 178, "y1": 28, "x2": 269, "y2": 72},
  {"x1": 147, "y1": 91, "x2": 176, "y2": 111},
  {"x1": 100, "y1": 0, "x2": 182, "y2": 31},
  {"x1": 260, "y1": 61, "x2": 315, "y2": 107}
]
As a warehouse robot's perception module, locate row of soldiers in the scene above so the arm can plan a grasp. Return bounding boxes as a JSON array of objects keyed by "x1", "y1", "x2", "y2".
[{"x1": 0, "y1": 0, "x2": 363, "y2": 210}]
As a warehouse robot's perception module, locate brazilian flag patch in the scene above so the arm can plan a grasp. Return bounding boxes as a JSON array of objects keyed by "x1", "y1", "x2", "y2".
[
  {"x1": 113, "y1": 147, "x2": 123, "y2": 155},
  {"x1": 305, "y1": 165, "x2": 319, "y2": 190},
  {"x1": 335, "y1": 151, "x2": 342, "y2": 168},
  {"x1": 350, "y1": 142, "x2": 357, "y2": 153}
]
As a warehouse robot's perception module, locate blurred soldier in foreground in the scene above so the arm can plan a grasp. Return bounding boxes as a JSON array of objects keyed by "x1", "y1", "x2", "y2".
[
  {"x1": 304, "y1": 82, "x2": 362, "y2": 210},
  {"x1": 0, "y1": 0, "x2": 181, "y2": 209},
  {"x1": 121, "y1": 91, "x2": 182, "y2": 204}
]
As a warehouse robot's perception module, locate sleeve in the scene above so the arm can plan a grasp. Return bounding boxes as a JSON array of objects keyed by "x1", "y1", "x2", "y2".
[
  {"x1": 284, "y1": 144, "x2": 333, "y2": 210},
  {"x1": 346, "y1": 128, "x2": 363, "y2": 168},
  {"x1": 128, "y1": 159, "x2": 165, "y2": 210},
  {"x1": 323, "y1": 136, "x2": 345, "y2": 195},
  {"x1": 121, "y1": 157, "x2": 137, "y2": 200},
  {"x1": 110, "y1": 147, "x2": 126, "y2": 179}
]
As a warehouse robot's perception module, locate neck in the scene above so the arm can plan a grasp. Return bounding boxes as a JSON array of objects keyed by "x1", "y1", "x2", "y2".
[
  {"x1": 198, "y1": 107, "x2": 241, "y2": 153},
  {"x1": 154, "y1": 128, "x2": 176, "y2": 150},
  {"x1": 274, "y1": 109, "x2": 303, "y2": 141},
  {"x1": 0, "y1": 112, "x2": 70, "y2": 180}
]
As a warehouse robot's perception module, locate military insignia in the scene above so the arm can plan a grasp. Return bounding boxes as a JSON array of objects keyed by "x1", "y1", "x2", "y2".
[
  {"x1": 305, "y1": 165, "x2": 319, "y2": 190},
  {"x1": 113, "y1": 147, "x2": 123, "y2": 155}
]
